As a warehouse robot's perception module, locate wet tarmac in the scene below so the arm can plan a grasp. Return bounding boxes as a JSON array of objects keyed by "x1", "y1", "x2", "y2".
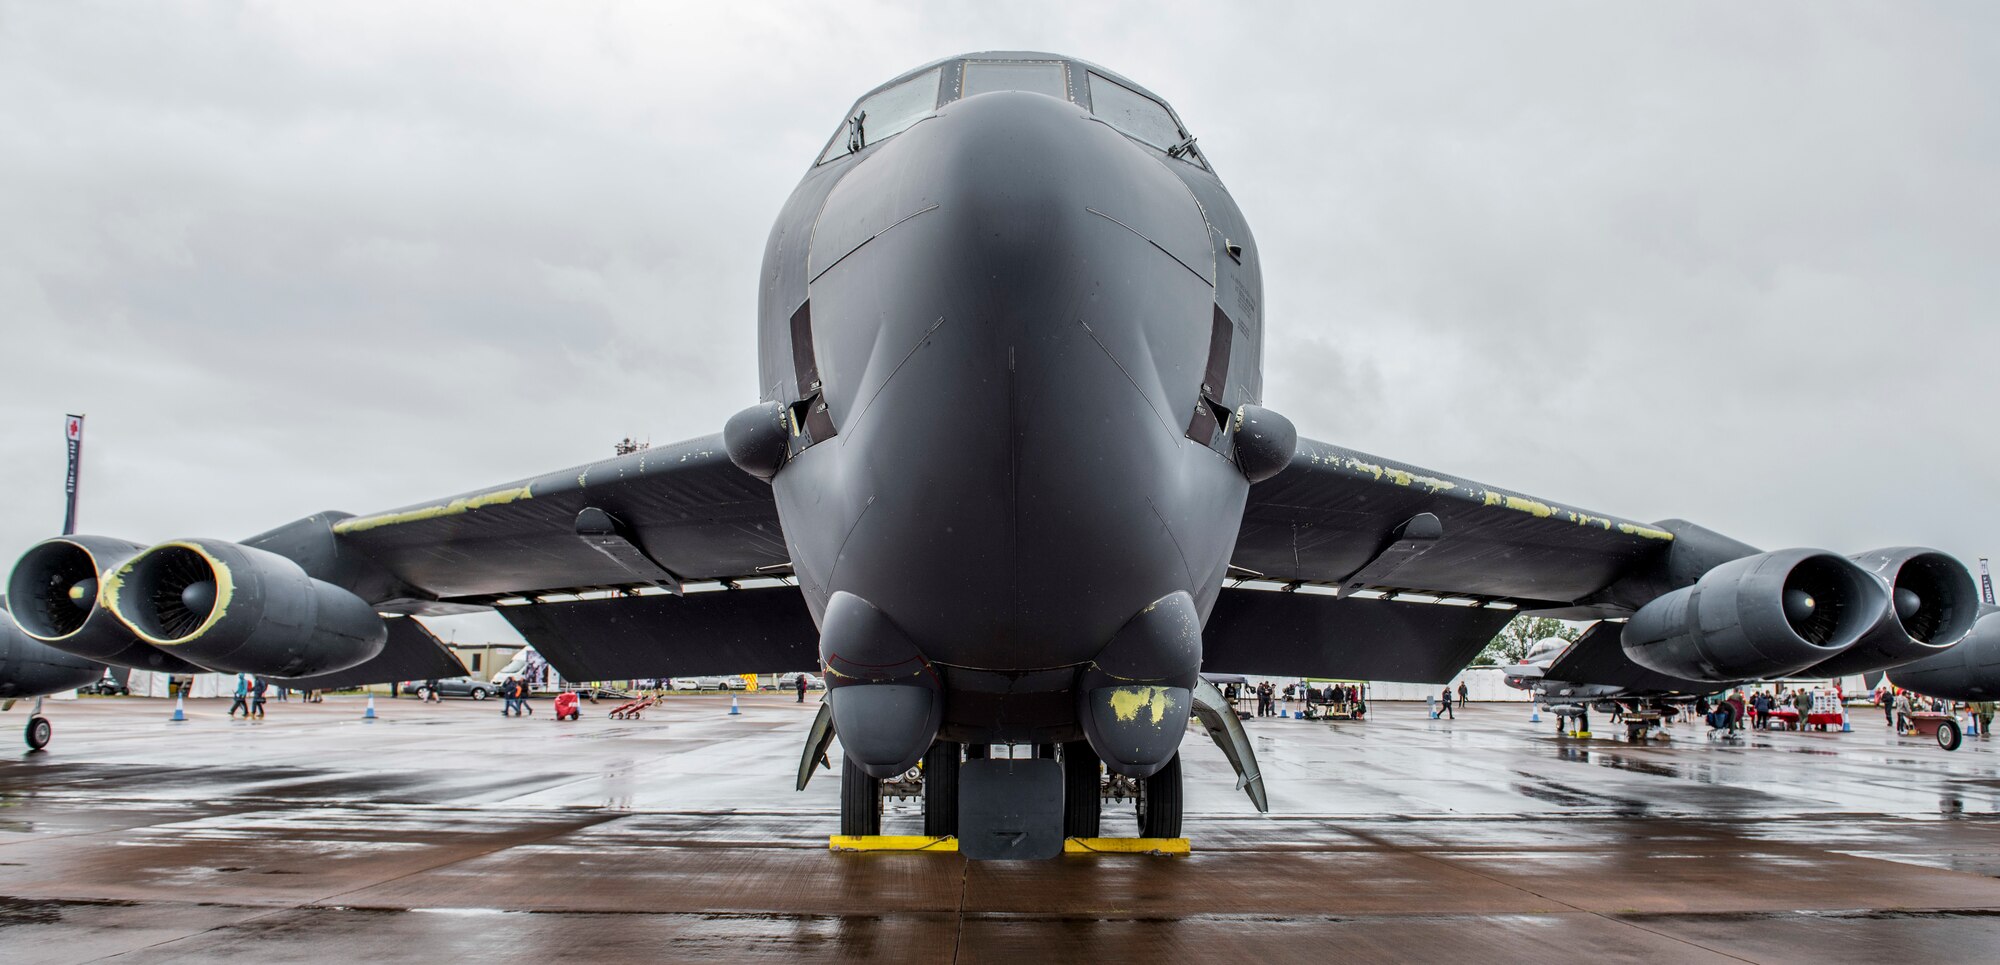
[{"x1": 2, "y1": 693, "x2": 1997, "y2": 963}]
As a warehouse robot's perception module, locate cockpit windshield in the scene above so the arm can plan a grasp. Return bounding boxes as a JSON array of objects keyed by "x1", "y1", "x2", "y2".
[
  {"x1": 817, "y1": 55, "x2": 1201, "y2": 169},
  {"x1": 1086, "y1": 72, "x2": 1181, "y2": 152},
  {"x1": 962, "y1": 60, "x2": 1069, "y2": 100},
  {"x1": 818, "y1": 67, "x2": 942, "y2": 165}
]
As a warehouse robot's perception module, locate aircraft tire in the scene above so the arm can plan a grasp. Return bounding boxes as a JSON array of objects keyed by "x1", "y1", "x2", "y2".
[
  {"x1": 1061, "y1": 741, "x2": 1101, "y2": 838},
  {"x1": 840, "y1": 754, "x2": 882, "y2": 836},
  {"x1": 1938, "y1": 719, "x2": 1963, "y2": 752},
  {"x1": 1138, "y1": 753, "x2": 1182, "y2": 838},
  {"x1": 922, "y1": 742, "x2": 960, "y2": 837},
  {"x1": 25, "y1": 716, "x2": 51, "y2": 751}
]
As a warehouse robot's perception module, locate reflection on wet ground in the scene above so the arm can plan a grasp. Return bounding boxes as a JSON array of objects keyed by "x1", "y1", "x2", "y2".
[{"x1": 1, "y1": 695, "x2": 1996, "y2": 962}]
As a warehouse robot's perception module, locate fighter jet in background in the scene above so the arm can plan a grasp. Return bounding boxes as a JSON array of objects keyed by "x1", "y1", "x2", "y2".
[{"x1": 7, "y1": 53, "x2": 1988, "y2": 857}]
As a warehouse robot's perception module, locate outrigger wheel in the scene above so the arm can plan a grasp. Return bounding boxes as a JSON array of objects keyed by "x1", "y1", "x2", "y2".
[
  {"x1": 922, "y1": 741, "x2": 961, "y2": 836},
  {"x1": 25, "y1": 715, "x2": 51, "y2": 752},
  {"x1": 1062, "y1": 741, "x2": 1102, "y2": 837},
  {"x1": 840, "y1": 753, "x2": 883, "y2": 836},
  {"x1": 1135, "y1": 753, "x2": 1183, "y2": 838}
]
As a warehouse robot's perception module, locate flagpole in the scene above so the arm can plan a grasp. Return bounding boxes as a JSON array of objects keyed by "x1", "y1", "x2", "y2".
[{"x1": 63, "y1": 414, "x2": 85, "y2": 536}]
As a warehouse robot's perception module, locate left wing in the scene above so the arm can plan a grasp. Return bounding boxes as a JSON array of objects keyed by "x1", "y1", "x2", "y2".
[
  {"x1": 1231, "y1": 436, "x2": 1677, "y2": 609},
  {"x1": 1207, "y1": 435, "x2": 1695, "y2": 683}
]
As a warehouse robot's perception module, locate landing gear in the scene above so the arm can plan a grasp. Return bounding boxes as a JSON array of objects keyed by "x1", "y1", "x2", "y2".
[
  {"x1": 923, "y1": 742, "x2": 961, "y2": 836},
  {"x1": 1062, "y1": 741, "x2": 1101, "y2": 838},
  {"x1": 25, "y1": 716, "x2": 51, "y2": 751},
  {"x1": 840, "y1": 753, "x2": 882, "y2": 836},
  {"x1": 1136, "y1": 753, "x2": 1183, "y2": 838}
]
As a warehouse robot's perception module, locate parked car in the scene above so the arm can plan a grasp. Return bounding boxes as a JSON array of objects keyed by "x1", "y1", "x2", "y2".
[
  {"x1": 399, "y1": 676, "x2": 498, "y2": 700},
  {"x1": 776, "y1": 672, "x2": 825, "y2": 691},
  {"x1": 669, "y1": 676, "x2": 745, "y2": 691},
  {"x1": 79, "y1": 673, "x2": 128, "y2": 696}
]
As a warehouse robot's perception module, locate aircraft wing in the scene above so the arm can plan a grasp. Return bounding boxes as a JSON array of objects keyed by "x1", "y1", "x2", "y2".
[
  {"x1": 322, "y1": 433, "x2": 788, "y2": 607},
  {"x1": 1206, "y1": 435, "x2": 1686, "y2": 683},
  {"x1": 1231, "y1": 436, "x2": 1675, "y2": 608}
]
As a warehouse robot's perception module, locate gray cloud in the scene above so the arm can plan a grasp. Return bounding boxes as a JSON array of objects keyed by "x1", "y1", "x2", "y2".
[{"x1": 4, "y1": 1, "x2": 1996, "y2": 645}]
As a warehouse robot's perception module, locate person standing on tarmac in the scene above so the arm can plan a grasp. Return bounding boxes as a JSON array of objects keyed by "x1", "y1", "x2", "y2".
[
  {"x1": 1457, "y1": 681, "x2": 1469, "y2": 705},
  {"x1": 249, "y1": 676, "x2": 269, "y2": 719},
  {"x1": 227, "y1": 674, "x2": 249, "y2": 718},
  {"x1": 796, "y1": 673, "x2": 808, "y2": 703},
  {"x1": 500, "y1": 677, "x2": 518, "y2": 717},
  {"x1": 1439, "y1": 688, "x2": 1455, "y2": 720}
]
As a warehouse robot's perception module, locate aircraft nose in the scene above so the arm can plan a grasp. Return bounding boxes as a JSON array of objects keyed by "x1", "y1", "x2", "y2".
[
  {"x1": 807, "y1": 89, "x2": 1216, "y2": 308},
  {"x1": 786, "y1": 89, "x2": 1237, "y2": 669}
]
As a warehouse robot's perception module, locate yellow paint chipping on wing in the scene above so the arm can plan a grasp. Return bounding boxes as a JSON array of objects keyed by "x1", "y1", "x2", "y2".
[
  {"x1": 1619, "y1": 523, "x2": 1676, "y2": 541},
  {"x1": 1482, "y1": 492, "x2": 1554, "y2": 518},
  {"x1": 331, "y1": 485, "x2": 536, "y2": 534},
  {"x1": 1107, "y1": 686, "x2": 1174, "y2": 726}
]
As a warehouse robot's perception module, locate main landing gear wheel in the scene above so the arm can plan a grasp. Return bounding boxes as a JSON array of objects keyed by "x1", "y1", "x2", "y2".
[
  {"x1": 25, "y1": 716, "x2": 51, "y2": 751},
  {"x1": 1062, "y1": 741, "x2": 1102, "y2": 838},
  {"x1": 1136, "y1": 753, "x2": 1183, "y2": 838},
  {"x1": 840, "y1": 753, "x2": 883, "y2": 836},
  {"x1": 923, "y1": 742, "x2": 960, "y2": 837},
  {"x1": 1938, "y1": 718, "x2": 1963, "y2": 752}
]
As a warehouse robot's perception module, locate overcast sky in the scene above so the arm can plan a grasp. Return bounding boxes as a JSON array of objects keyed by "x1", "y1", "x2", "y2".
[{"x1": 3, "y1": 1, "x2": 1996, "y2": 645}]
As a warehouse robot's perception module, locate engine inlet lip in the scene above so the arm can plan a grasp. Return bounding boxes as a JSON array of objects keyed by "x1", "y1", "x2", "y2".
[
  {"x1": 1889, "y1": 552, "x2": 1975, "y2": 646},
  {"x1": 6, "y1": 538, "x2": 102, "y2": 642},
  {"x1": 105, "y1": 541, "x2": 237, "y2": 648}
]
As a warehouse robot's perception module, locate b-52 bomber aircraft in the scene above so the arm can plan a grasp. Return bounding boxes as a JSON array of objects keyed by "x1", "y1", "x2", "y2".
[{"x1": 7, "y1": 52, "x2": 1990, "y2": 858}]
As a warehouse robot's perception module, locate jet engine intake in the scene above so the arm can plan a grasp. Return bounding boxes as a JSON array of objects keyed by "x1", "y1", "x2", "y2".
[
  {"x1": 1802, "y1": 548, "x2": 1976, "y2": 678},
  {"x1": 1622, "y1": 549, "x2": 1885, "y2": 681},
  {"x1": 6, "y1": 537, "x2": 204, "y2": 674},
  {"x1": 104, "y1": 539, "x2": 386, "y2": 677}
]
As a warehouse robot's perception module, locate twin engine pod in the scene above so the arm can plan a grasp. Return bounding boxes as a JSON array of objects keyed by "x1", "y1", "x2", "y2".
[
  {"x1": 99, "y1": 539, "x2": 387, "y2": 678},
  {"x1": 1801, "y1": 548, "x2": 1978, "y2": 678},
  {"x1": 1622, "y1": 548, "x2": 1890, "y2": 682},
  {"x1": 6, "y1": 537, "x2": 204, "y2": 674}
]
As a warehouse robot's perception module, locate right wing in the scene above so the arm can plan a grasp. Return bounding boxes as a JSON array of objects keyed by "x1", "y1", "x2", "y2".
[{"x1": 303, "y1": 433, "x2": 788, "y2": 608}]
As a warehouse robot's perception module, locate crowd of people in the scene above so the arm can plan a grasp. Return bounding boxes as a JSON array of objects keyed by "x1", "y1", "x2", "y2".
[{"x1": 1223, "y1": 680, "x2": 1369, "y2": 720}]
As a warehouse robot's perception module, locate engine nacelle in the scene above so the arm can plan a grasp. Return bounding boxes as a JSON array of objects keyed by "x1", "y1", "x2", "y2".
[
  {"x1": 1622, "y1": 549, "x2": 1885, "y2": 681},
  {"x1": 0, "y1": 607, "x2": 106, "y2": 699},
  {"x1": 1802, "y1": 548, "x2": 1976, "y2": 678},
  {"x1": 1889, "y1": 606, "x2": 2000, "y2": 702},
  {"x1": 103, "y1": 539, "x2": 387, "y2": 677},
  {"x1": 6, "y1": 537, "x2": 205, "y2": 674}
]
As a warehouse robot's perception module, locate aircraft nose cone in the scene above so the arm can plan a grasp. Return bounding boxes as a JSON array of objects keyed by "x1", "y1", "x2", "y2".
[{"x1": 783, "y1": 87, "x2": 1234, "y2": 668}]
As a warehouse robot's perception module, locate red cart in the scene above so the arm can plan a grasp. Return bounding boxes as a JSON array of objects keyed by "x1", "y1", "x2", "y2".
[{"x1": 553, "y1": 691, "x2": 581, "y2": 721}]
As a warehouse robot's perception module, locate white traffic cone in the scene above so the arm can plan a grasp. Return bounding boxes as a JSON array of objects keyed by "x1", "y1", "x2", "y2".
[
  {"x1": 729, "y1": 695, "x2": 741, "y2": 716},
  {"x1": 363, "y1": 695, "x2": 377, "y2": 720},
  {"x1": 1530, "y1": 704, "x2": 1541, "y2": 723},
  {"x1": 170, "y1": 695, "x2": 187, "y2": 722}
]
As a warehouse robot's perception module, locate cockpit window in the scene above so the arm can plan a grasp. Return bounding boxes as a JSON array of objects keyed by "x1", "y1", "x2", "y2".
[
  {"x1": 818, "y1": 67, "x2": 943, "y2": 165},
  {"x1": 962, "y1": 61, "x2": 1069, "y2": 100},
  {"x1": 1086, "y1": 71, "x2": 1182, "y2": 152}
]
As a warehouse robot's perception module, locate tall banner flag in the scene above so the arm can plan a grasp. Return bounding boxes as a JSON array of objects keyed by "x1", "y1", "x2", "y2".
[
  {"x1": 63, "y1": 414, "x2": 84, "y2": 535},
  {"x1": 1980, "y1": 558, "x2": 1994, "y2": 607}
]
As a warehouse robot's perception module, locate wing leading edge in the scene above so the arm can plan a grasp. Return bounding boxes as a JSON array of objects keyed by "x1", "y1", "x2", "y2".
[
  {"x1": 320, "y1": 433, "x2": 787, "y2": 607},
  {"x1": 1233, "y1": 436, "x2": 1677, "y2": 609}
]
